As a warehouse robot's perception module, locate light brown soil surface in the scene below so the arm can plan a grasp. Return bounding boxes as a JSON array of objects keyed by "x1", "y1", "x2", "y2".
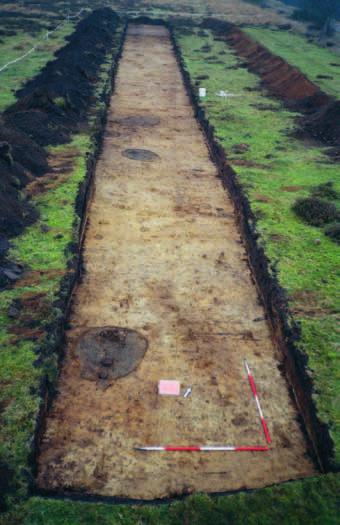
[{"x1": 37, "y1": 24, "x2": 315, "y2": 499}]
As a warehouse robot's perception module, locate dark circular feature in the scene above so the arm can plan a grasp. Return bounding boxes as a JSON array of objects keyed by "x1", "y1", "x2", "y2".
[
  {"x1": 122, "y1": 148, "x2": 160, "y2": 162},
  {"x1": 76, "y1": 326, "x2": 148, "y2": 386}
]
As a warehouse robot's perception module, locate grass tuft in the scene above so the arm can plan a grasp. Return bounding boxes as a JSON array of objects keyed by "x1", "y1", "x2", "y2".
[
  {"x1": 325, "y1": 223, "x2": 340, "y2": 244},
  {"x1": 293, "y1": 197, "x2": 339, "y2": 226},
  {"x1": 311, "y1": 182, "x2": 339, "y2": 201}
]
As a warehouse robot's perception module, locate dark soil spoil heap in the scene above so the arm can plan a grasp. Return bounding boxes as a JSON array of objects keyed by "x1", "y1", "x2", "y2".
[
  {"x1": 0, "y1": 8, "x2": 120, "y2": 285},
  {"x1": 202, "y1": 21, "x2": 340, "y2": 154}
]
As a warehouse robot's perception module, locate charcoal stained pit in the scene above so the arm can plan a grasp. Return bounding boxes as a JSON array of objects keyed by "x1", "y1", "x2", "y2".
[
  {"x1": 76, "y1": 326, "x2": 148, "y2": 386},
  {"x1": 122, "y1": 148, "x2": 160, "y2": 161}
]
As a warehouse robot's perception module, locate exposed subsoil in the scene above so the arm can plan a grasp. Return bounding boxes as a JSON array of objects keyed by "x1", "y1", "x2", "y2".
[
  {"x1": 202, "y1": 21, "x2": 340, "y2": 154},
  {"x1": 37, "y1": 24, "x2": 315, "y2": 500},
  {"x1": 0, "y1": 8, "x2": 120, "y2": 287}
]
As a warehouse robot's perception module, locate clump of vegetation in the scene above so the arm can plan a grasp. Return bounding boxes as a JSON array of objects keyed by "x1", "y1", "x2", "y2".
[
  {"x1": 197, "y1": 74, "x2": 209, "y2": 80},
  {"x1": 292, "y1": 181, "x2": 340, "y2": 241},
  {"x1": 53, "y1": 96, "x2": 67, "y2": 109},
  {"x1": 311, "y1": 181, "x2": 339, "y2": 200},
  {"x1": 293, "y1": 197, "x2": 338, "y2": 226},
  {"x1": 325, "y1": 222, "x2": 340, "y2": 243}
]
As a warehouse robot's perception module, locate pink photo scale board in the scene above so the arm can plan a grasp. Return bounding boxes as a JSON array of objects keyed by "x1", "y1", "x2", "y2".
[{"x1": 158, "y1": 380, "x2": 181, "y2": 396}]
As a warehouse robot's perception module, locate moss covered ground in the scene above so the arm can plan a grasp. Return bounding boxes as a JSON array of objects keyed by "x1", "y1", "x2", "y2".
[
  {"x1": 244, "y1": 27, "x2": 340, "y2": 98},
  {"x1": 175, "y1": 28, "x2": 340, "y2": 467}
]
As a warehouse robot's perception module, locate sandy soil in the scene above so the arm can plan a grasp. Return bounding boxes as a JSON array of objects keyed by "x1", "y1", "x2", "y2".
[{"x1": 37, "y1": 24, "x2": 315, "y2": 499}]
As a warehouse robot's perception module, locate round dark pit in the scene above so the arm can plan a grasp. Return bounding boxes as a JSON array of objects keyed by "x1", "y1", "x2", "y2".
[
  {"x1": 122, "y1": 148, "x2": 160, "y2": 161},
  {"x1": 76, "y1": 326, "x2": 148, "y2": 386}
]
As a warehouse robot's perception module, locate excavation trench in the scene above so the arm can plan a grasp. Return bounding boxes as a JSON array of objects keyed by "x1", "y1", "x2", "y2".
[
  {"x1": 37, "y1": 24, "x2": 315, "y2": 500},
  {"x1": 205, "y1": 22, "x2": 340, "y2": 153}
]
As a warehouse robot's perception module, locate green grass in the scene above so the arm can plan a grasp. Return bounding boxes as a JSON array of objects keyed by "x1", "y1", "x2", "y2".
[
  {"x1": 176, "y1": 28, "x2": 340, "y2": 463},
  {"x1": 1, "y1": 474, "x2": 339, "y2": 525},
  {"x1": 0, "y1": 26, "x2": 124, "y2": 509},
  {"x1": 0, "y1": 22, "x2": 75, "y2": 111},
  {"x1": 244, "y1": 27, "x2": 340, "y2": 98},
  {"x1": 0, "y1": 134, "x2": 92, "y2": 502}
]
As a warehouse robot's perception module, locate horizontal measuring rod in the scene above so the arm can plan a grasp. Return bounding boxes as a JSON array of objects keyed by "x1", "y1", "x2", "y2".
[
  {"x1": 244, "y1": 358, "x2": 272, "y2": 444},
  {"x1": 135, "y1": 446, "x2": 269, "y2": 452}
]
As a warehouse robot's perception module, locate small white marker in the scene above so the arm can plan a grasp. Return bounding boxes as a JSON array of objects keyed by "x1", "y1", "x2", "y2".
[{"x1": 183, "y1": 387, "x2": 192, "y2": 398}]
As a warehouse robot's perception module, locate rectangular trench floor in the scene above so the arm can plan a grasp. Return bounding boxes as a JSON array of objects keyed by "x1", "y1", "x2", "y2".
[{"x1": 37, "y1": 24, "x2": 315, "y2": 499}]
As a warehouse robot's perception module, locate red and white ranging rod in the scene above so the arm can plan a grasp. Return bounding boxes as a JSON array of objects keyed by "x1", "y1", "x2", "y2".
[
  {"x1": 135, "y1": 446, "x2": 269, "y2": 452},
  {"x1": 244, "y1": 358, "x2": 271, "y2": 444}
]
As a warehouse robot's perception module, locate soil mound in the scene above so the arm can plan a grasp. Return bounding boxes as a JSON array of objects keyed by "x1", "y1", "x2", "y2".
[
  {"x1": 0, "y1": 120, "x2": 48, "y2": 176},
  {"x1": 224, "y1": 28, "x2": 323, "y2": 103},
  {"x1": 0, "y1": 8, "x2": 120, "y2": 273},
  {"x1": 0, "y1": 137, "x2": 39, "y2": 238}
]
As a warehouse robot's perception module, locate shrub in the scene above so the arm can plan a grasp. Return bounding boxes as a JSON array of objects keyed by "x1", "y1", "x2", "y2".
[
  {"x1": 293, "y1": 197, "x2": 339, "y2": 226},
  {"x1": 325, "y1": 222, "x2": 340, "y2": 244},
  {"x1": 311, "y1": 181, "x2": 339, "y2": 201}
]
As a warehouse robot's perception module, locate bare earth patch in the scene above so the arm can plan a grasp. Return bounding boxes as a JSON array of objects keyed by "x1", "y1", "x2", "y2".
[{"x1": 37, "y1": 24, "x2": 315, "y2": 499}]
